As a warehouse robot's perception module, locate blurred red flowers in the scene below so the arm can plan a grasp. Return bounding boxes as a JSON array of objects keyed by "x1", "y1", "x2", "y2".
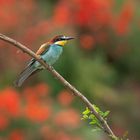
[
  {"x1": 40, "y1": 126, "x2": 83, "y2": 140},
  {"x1": 74, "y1": 0, "x2": 113, "y2": 27},
  {"x1": 9, "y1": 129, "x2": 24, "y2": 140},
  {"x1": 0, "y1": 83, "x2": 50, "y2": 127},
  {"x1": 113, "y1": 2, "x2": 134, "y2": 36},
  {"x1": 53, "y1": 2, "x2": 71, "y2": 26},
  {"x1": 0, "y1": 88, "x2": 20, "y2": 117},
  {"x1": 24, "y1": 103, "x2": 51, "y2": 122},
  {"x1": 0, "y1": 0, "x2": 138, "y2": 139},
  {"x1": 0, "y1": 84, "x2": 82, "y2": 139},
  {"x1": 57, "y1": 90, "x2": 74, "y2": 106},
  {"x1": 80, "y1": 34, "x2": 96, "y2": 50},
  {"x1": 54, "y1": 109, "x2": 80, "y2": 128},
  {"x1": 0, "y1": 114, "x2": 9, "y2": 131}
]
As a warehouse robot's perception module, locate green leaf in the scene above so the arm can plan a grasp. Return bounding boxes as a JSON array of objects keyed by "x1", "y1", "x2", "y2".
[
  {"x1": 82, "y1": 107, "x2": 90, "y2": 115},
  {"x1": 89, "y1": 120, "x2": 96, "y2": 125},
  {"x1": 82, "y1": 114, "x2": 89, "y2": 119},
  {"x1": 102, "y1": 111, "x2": 110, "y2": 118},
  {"x1": 93, "y1": 105, "x2": 100, "y2": 113},
  {"x1": 82, "y1": 104, "x2": 110, "y2": 132},
  {"x1": 89, "y1": 114, "x2": 95, "y2": 119}
]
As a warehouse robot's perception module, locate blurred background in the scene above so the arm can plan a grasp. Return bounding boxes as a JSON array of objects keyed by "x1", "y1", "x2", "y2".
[{"x1": 0, "y1": 0, "x2": 140, "y2": 139}]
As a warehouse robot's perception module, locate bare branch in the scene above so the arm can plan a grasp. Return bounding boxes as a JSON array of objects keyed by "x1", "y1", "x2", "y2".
[{"x1": 0, "y1": 33, "x2": 118, "y2": 140}]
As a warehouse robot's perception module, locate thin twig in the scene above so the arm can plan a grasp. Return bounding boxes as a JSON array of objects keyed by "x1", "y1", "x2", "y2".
[{"x1": 0, "y1": 33, "x2": 118, "y2": 140}]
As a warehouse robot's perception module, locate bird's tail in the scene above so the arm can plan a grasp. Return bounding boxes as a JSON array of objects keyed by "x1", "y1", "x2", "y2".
[{"x1": 14, "y1": 65, "x2": 38, "y2": 87}]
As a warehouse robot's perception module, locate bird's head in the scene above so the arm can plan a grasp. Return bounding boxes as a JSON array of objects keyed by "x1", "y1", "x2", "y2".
[{"x1": 51, "y1": 35, "x2": 74, "y2": 47}]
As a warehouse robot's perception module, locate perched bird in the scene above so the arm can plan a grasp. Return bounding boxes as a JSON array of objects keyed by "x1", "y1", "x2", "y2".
[{"x1": 14, "y1": 35, "x2": 74, "y2": 87}]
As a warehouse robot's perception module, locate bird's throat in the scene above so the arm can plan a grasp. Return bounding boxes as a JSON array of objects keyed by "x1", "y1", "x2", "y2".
[{"x1": 54, "y1": 40, "x2": 67, "y2": 47}]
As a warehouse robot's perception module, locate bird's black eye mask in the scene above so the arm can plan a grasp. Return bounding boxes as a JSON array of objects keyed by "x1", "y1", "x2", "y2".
[
  {"x1": 55, "y1": 38, "x2": 64, "y2": 42},
  {"x1": 52, "y1": 35, "x2": 65, "y2": 42},
  {"x1": 52, "y1": 35, "x2": 74, "y2": 43}
]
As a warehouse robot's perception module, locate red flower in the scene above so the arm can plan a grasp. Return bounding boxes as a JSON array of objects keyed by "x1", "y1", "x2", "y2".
[
  {"x1": 113, "y1": 2, "x2": 134, "y2": 36},
  {"x1": 23, "y1": 87, "x2": 38, "y2": 104},
  {"x1": 80, "y1": 34, "x2": 95, "y2": 50},
  {"x1": 0, "y1": 88, "x2": 20, "y2": 117},
  {"x1": 0, "y1": 114, "x2": 9, "y2": 130},
  {"x1": 54, "y1": 109, "x2": 80, "y2": 128},
  {"x1": 53, "y1": 2, "x2": 71, "y2": 26},
  {"x1": 24, "y1": 103, "x2": 51, "y2": 122},
  {"x1": 57, "y1": 90, "x2": 74, "y2": 106},
  {"x1": 34, "y1": 83, "x2": 50, "y2": 96},
  {"x1": 56, "y1": 131, "x2": 72, "y2": 140},
  {"x1": 9, "y1": 130, "x2": 24, "y2": 140},
  {"x1": 23, "y1": 83, "x2": 50, "y2": 104},
  {"x1": 74, "y1": 0, "x2": 113, "y2": 26},
  {"x1": 22, "y1": 20, "x2": 49, "y2": 44}
]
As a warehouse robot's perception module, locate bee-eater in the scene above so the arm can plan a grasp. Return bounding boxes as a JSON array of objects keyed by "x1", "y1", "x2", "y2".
[{"x1": 14, "y1": 35, "x2": 74, "y2": 87}]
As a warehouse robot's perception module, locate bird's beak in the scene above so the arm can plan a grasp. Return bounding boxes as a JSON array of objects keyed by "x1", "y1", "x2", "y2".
[{"x1": 63, "y1": 36, "x2": 75, "y2": 40}]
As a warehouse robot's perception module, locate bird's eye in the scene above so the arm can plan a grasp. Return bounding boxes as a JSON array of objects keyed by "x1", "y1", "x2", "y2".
[{"x1": 56, "y1": 38, "x2": 61, "y2": 41}]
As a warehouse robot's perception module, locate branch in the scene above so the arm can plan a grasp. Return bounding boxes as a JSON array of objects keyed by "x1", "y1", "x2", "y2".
[{"x1": 0, "y1": 33, "x2": 118, "y2": 140}]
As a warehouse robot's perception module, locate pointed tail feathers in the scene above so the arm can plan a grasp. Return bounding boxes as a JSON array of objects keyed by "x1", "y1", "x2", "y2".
[{"x1": 14, "y1": 65, "x2": 38, "y2": 87}]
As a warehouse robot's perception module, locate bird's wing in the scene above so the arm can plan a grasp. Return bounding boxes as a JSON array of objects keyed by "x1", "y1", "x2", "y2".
[
  {"x1": 24, "y1": 58, "x2": 35, "y2": 70},
  {"x1": 23, "y1": 42, "x2": 51, "y2": 69},
  {"x1": 36, "y1": 42, "x2": 51, "y2": 55}
]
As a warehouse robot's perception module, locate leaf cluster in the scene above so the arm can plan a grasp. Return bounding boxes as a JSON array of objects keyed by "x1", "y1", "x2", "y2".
[{"x1": 82, "y1": 104, "x2": 110, "y2": 130}]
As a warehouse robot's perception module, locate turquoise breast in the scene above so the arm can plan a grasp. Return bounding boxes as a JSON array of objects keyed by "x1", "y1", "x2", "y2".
[{"x1": 35, "y1": 44, "x2": 63, "y2": 67}]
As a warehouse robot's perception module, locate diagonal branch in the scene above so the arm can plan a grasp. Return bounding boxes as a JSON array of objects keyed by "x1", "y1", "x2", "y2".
[{"x1": 0, "y1": 33, "x2": 118, "y2": 140}]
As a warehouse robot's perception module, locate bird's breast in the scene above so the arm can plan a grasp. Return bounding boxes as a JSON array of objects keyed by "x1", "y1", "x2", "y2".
[{"x1": 41, "y1": 45, "x2": 63, "y2": 65}]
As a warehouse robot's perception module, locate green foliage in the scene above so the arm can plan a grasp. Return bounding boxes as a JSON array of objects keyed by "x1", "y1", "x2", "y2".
[{"x1": 82, "y1": 105, "x2": 110, "y2": 130}]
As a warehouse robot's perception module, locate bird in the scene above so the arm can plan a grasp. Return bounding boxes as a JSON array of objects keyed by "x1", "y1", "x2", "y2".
[{"x1": 14, "y1": 35, "x2": 74, "y2": 87}]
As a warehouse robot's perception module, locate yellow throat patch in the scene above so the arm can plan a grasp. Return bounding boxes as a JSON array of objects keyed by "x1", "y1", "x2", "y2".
[{"x1": 55, "y1": 40, "x2": 67, "y2": 46}]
